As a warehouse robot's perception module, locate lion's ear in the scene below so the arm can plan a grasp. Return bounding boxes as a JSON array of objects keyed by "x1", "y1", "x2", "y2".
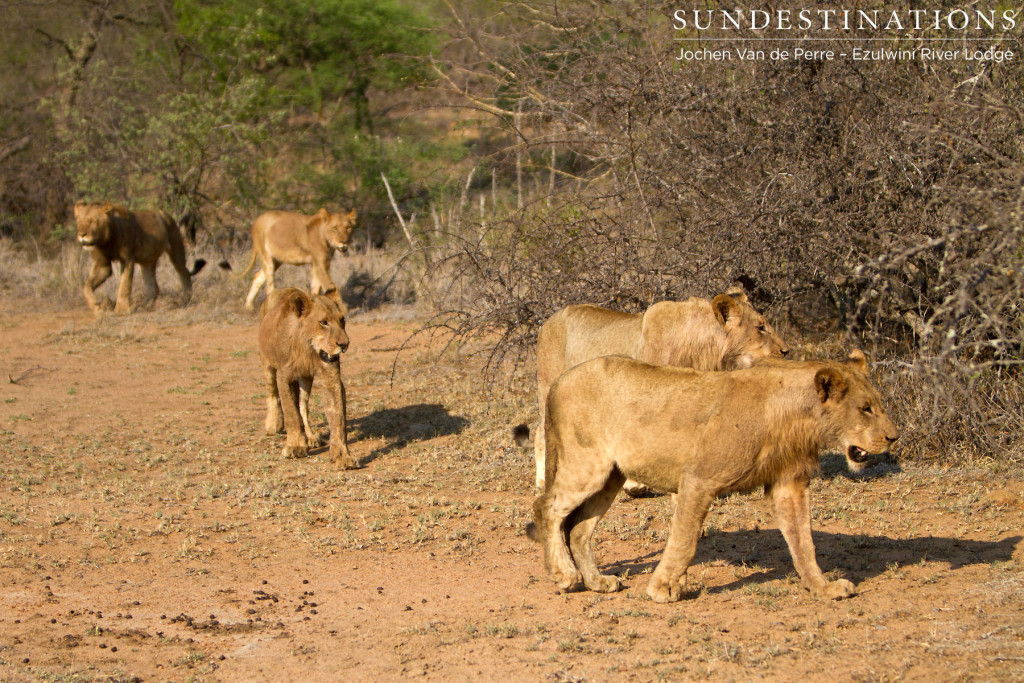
[
  {"x1": 101, "y1": 202, "x2": 114, "y2": 213},
  {"x1": 308, "y1": 208, "x2": 329, "y2": 228},
  {"x1": 347, "y1": 208, "x2": 357, "y2": 222},
  {"x1": 815, "y1": 367, "x2": 847, "y2": 403},
  {"x1": 846, "y1": 349, "x2": 869, "y2": 373},
  {"x1": 725, "y1": 286, "x2": 749, "y2": 304},
  {"x1": 712, "y1": 293, "x2": 741, "y2": 326},
  {"x1": 288, "y1": 290, "x2": 312, "y2": 318}
]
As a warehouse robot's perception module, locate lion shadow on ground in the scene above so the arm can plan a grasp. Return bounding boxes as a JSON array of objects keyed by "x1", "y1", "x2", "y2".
[
  {"x1": 318, "y1": 403, "x2": 468, "y2": 466},
  {"x1": 603, "y1": 530, "x2": 1022, "y2": 598}
]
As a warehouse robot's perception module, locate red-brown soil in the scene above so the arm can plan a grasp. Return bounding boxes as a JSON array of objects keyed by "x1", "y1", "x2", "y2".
[{"x1": 0, "y1": 299, "x2": 1022, "y2": 681}]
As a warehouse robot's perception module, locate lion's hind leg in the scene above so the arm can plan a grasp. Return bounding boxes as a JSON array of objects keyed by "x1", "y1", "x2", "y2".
[
  {"x1": 167, "y1": 249, "x2": 193, "y2": 306},
  {"x1": 535, "y1": 456, "x2": 617, "y2": 592},
  {"x1": 568, "y1": 466, "x2": 626, "y2": 593},
  {"x1": 246, "y1": 270, "x2": 267, "y2": 311},
  {"x1": 140, "y1": 263, "x2": 159, "y2": 309}
]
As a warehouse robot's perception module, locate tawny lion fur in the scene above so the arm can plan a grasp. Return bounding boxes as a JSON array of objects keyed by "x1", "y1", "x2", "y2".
[
  {"x1": 530, "y1": 351, "x2": 898, "y2": 603},
  {"x1": 74, "y1": 202, "x2": 206, "y2": 314},
  {"x1": 244, "y1": 208, "x2": 357, "y2": 310},
  {"x1": 530, "y1": 290, "x2": 789, "y2": 488},
  {"x1": 258, "y1": 287, "x2": 357, "y2": 469}
]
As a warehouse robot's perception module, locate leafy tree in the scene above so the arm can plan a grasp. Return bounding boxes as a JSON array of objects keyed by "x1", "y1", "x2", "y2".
[{"x1": 175, "y1": 0, "x2": 437, "y2": 132}]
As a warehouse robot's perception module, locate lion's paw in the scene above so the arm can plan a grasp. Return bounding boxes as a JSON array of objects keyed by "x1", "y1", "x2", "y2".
[
  {"x1": 552, "y1": 567, "x2": 582, "y2": 591},
  {"x1": 332, "y1": 455, "x2": 360, "y2": 470},
  {"x1": 824, "y1": 579, "x2": 856, "y2": 600},
  {"x1": 586, "y1": 573, "x2": 622, "y2": 593},
  {"x1": 622, "y1": 480, "x2": 656, "y2": 498},
  {"x1": 646, "y1": 576, "x2": 684, "y2": 603},
  {"x1": 282, "y1": 445, "x2": 308, "y2": 459},
  {"x1": 307, "y1": 432, "x2": 326, "y2": 448}
]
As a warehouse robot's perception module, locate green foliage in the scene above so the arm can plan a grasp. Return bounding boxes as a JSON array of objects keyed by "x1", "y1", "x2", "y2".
[
  {"x1": 175, "y1": 0, "x2": 437, "y2": 126},
  {"x1": 61, "y1": 69, "x2": 275, "y2": 217}
]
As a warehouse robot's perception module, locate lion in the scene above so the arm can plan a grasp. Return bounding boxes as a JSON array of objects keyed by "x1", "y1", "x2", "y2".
[
  {"x1": 74, "y1": 202, "x2": 206, "y2": 314},
  {"x1": 258, "y1": 287, "x2": 357, "y2": 468},
  {"x1": 528, "y1": 289, "x2": 789, "y2": 489},
  {"x1": 530, "y1": 350, "x2": 899, "y2": 603},
  {"x1": 243, "y1": 208, "x2": 357, "y2": 311}
]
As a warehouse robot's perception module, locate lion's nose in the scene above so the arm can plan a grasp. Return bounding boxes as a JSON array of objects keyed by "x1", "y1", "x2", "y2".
[
  {"x1": 779, "y1": 347, "x2": 790, "y2": 356},
  {"x1": 339, "y1": 341, "x2": 349, "y2": 353}
]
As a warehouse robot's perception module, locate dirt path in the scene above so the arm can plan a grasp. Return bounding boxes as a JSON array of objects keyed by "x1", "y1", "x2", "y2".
[{"x1": 0, "y1": 301, "x2": 1022, "y2": 681}]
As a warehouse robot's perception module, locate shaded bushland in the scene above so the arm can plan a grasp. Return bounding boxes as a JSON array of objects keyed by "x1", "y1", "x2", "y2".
[{"x1": 424, "y1": 1, "x2": 1024, "y2": 460}]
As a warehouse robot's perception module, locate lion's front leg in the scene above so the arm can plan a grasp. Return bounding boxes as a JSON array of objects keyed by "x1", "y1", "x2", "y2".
[
  {"x1": 647, "y1": 479, "x2": 715, "y2": 603},
  {"x1": 298, "y1": 377, "x2": 323, "y2": 446},
  {"x1": 263, "y1": 365, "x2": 284, "y2": 435},
  {"x1": 321, "y1": 362, "x2": 356, "y2": 469},
  {"x1": 83, "y1": 255, "x2": 113, "y2": 314},
  {"x1": 276, "y1": 374, "x2": 308, "y2": 459},
  {"x1": 310, "y1": 258, "x2": 340, "y2": 302},
  {"x1": 114, "y1": 259, "x2": 136, "y2": 313},
  {"x1": 773, "y1": 478, "x2": 856, "y2": 600}
]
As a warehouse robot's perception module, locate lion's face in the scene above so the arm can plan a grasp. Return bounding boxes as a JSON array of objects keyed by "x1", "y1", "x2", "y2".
[
  {"x1": 300, "y1": 295, "x2": 350, "y2": 363},
  {"x1": 816, "y1": 351, "x2": 899, "y2": 472},
  {"x1": 74, "y1": 202, "x2": 113, "y2": 247},
  {"x1": 715, "y1": 292, "x2": 790, "y2": 369},
  {"x1": 314, "y1": 208, "x2": 357, "y2": 253}
]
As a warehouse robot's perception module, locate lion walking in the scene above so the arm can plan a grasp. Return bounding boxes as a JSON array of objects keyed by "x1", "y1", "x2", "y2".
[
  {"x1": 531, "y1": 351, "x2": 898, "y2": 603},
  {"x1": 258, "y1": 287, "x2": 357, "y2": 469},
  {"x1": 244, "y1": 208, "x2": 357, "y2": 310},
  {"x1": 74, "y1": 202, "x2": 206, "y2": 313},
  {"x1": 530, "y1": 290, "x2": 789, "y2": 489}
]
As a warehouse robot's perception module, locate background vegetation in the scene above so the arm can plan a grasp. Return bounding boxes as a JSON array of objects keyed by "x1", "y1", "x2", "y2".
[{"x1": 1, "y1": 0, "x2": 1022, "y2": 461}]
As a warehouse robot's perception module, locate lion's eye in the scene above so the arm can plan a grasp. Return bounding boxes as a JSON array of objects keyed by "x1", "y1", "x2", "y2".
[
  {"x1": 862, "y1": 405, "x2": 873, "y2": 414},
  {"x1": 320, "y1": 320, "x2": 329, "y2": 327}
]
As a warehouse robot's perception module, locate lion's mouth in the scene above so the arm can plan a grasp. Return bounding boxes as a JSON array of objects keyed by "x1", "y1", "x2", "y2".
[
  {"x1": 319, "y1": 350, "x2": 340, "y2": 363},
  {"x1": 847, "y1": 445, "x2": 870, "y2": 464},
  {"x1": 78, "y1": 237, "x2": 94, "y2": 246},
  {"x1": 335, "y1": 244, "x2": 348, "y2": 253}
]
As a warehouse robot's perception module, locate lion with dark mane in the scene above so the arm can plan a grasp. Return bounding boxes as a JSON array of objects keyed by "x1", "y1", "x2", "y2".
[{"x1": 74, "y1": 202, "x2": 206, "y2": 313}]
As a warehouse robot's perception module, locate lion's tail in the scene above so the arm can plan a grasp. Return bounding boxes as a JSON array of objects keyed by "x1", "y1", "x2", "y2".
[
  {"x1": 236, "y1": 248, "x2": 258, "y2": 280},
  {"x1": 512, "y1": 423, "x2": 531, "y2": 448},
  {"x1": 524, "y1": 521, "x2": 539, "y2": 542}
]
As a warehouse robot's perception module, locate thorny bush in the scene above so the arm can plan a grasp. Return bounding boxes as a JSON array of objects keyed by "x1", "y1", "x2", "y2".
[{"x1": 430, "y1": 1, "x2": 1024, "y2": 460}]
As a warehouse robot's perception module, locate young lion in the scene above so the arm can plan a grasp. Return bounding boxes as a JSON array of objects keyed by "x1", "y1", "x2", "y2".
[
  {"x1": 258, "y1": 288, "x2": 357, "y2": 469},
  {"x1": 74, "y1": 202, "x2": 206, "y2": 313},
  {"x1": 531, "y1": 351, "x2": 898, "y2": 603},
  {"x1": 244, "y1": 207, "x2": 357, "y2": 310},
  {"x1": 529, "y1": 290, "x2": 789, "y2": 489}
]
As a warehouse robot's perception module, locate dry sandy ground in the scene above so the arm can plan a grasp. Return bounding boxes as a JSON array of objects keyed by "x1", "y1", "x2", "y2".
[{"x1": 0, "y1": 297, "x2": 1022, "y2": 682}]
